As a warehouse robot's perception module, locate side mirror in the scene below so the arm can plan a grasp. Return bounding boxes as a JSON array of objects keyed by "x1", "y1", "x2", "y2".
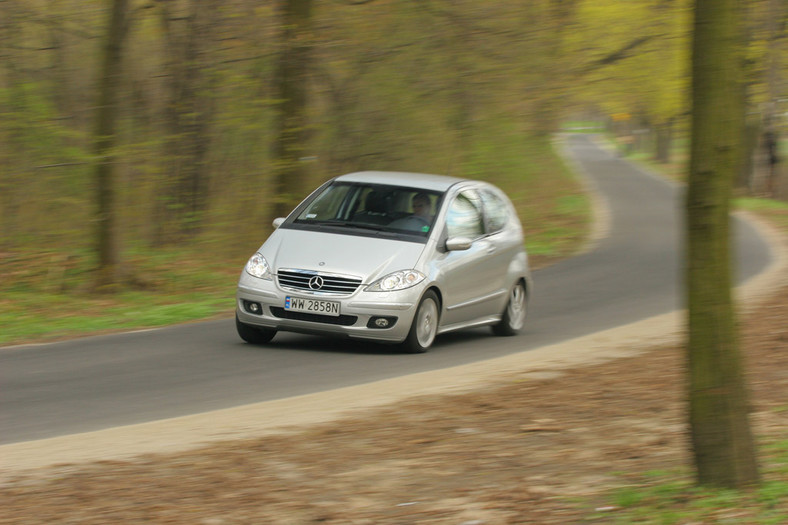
[
  {"x1": 272, "y1": 217, "x2": 286, "y2": 229},
  {"x1": 445, "y1": 237, "x2": 472, "y2": 251}
]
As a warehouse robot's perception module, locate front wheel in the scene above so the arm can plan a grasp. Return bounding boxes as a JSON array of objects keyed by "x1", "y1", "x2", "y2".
[
  {"x1": 236, "y1": 314, "x2": 276, "y2": 344},
  {"x1": 402, "y1": 290, "x2": 440, "y2": 353},
  {"x1": 492, "y1": 281, "x2": 527, "y2": 337}
]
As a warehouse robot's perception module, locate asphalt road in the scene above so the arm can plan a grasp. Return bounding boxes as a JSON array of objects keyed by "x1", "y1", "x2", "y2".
[{"x1": 0, "y1": 135, "x2": 772, "y2": 445}]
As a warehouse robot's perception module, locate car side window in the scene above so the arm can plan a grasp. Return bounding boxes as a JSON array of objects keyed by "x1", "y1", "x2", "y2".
[
  {"x1": 446, "y1": 190, "x2": 484, "y2": 239},
  {"x1": 479, "y1": 189, "x2": 509, "y2": 234}
]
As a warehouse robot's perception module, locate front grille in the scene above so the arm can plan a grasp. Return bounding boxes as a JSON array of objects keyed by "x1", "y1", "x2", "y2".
[
  {"x1": 270, "y1": 307, "x2": 358, "y2": 326},
  {"x1": 277, "y1": 269, "x2": 362, "y2": 296}
]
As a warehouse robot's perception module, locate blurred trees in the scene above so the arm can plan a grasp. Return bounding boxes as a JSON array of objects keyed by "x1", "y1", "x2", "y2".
[
  {"x1": 686, "y1": 0, "x2": 760, "y2": 488},
  {"x1": 746, "y1": 0, "x2": 786, "y2": 197},
  {"x1": 564, "y1": 0, "x2": 785, "y2": 187},
  {"x1": 565, "y1": 0, "x2": 692, "y2": 161},
  {"x1": 154, "y1": 0, "x2": 220, "y2": 244},
  {"x1": 0, "y1": 0, "x2": 784, "y2": 277},
  {"x1": 0, "y1": 0, "x2": 98, "y2": 253},
  {"x1": 270, "y1": 0, "x2": 313, "y2": 225}
]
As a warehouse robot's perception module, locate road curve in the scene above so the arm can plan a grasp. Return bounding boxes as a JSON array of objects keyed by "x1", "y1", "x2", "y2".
[{"x1": 0, "y1": 135, "x2": 773, "y2": 445}]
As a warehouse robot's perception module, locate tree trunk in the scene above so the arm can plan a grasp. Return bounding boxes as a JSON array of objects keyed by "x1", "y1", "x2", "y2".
[
  {"x1": 686, "y1": 0, "x2": 759, "y2": 488},
  {"x1": 0, "y1": 1, "x2": 22, "y2": 251},
  {"x1": 154, "y1": 0, "x2": 216, "y2": 245},
  {"x1": 270, "y1": 0, "x2": 313, "y2": 226},
  {"x1": 93, "y1": 0, "x2": 128, "y2": 291}
]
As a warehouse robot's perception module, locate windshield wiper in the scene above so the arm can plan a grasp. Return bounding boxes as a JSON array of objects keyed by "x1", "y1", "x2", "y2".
[{"x1": 302, "y1": 219, "x2": 390, "y2": 232}]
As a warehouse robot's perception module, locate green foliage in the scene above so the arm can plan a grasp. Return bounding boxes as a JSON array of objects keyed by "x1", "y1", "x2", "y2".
[
  {"x1": 566, "y1": 0, "x2": 691, "y2": 123},
  {"x1": 0, "y1": 80, "x2": 93, "y2": 251},
  {"x1": 2, "y1": 0, "x2": 778, "y2": 258}
]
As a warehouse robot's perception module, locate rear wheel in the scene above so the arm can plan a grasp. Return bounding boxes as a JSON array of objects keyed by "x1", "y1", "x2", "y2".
[
  {"x1": 492, "y1": 281, "x2": 527, "y2": 336},
  {"x1": 402, "y1": 290, "x2": 439, "y2": 353},
  {"x1": 236, "y1": 314, "x2": 276, "y2": 344}
]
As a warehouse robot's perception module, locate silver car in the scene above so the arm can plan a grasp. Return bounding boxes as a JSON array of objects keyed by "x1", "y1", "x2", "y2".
[{"x1": 236, "y1": 171, "x2": 531, "y2": 353}]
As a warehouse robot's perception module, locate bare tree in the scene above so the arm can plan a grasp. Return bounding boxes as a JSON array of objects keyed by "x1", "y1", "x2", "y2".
[
  {"x1": 685, "y1": 0, "x2": 760, "y2": 488},
  {"x1": 269, "y1": 0, "x2": 313, "y2": 225},
  {"x1": 94, "y1": 0, "x2": 129, "y2": 291}
]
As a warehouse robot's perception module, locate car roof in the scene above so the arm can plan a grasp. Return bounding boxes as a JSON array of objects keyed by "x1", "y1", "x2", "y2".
[{"x1": 334, "y1": 171, "x2": 469, "y2": 192}]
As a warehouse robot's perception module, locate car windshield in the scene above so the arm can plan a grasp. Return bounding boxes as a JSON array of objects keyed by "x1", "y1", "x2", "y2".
[{"x1": 291, "y1": 182, "x2": 443, "y2": 238}]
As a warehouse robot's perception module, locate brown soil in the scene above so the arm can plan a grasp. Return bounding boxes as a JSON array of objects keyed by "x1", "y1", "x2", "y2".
[{"x1": 1, "y1": 221, "x2": 786, "y2": 524}]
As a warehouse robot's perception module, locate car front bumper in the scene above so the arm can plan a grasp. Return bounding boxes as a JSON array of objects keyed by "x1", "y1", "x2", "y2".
[{"x1": 236, "y1": 273, "x2": 422, "y2": 343}]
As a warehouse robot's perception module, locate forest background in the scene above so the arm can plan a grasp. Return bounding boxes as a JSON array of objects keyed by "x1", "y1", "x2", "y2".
[{"x1": 0, "y1": 0, "x2": 785, "y2": 345}]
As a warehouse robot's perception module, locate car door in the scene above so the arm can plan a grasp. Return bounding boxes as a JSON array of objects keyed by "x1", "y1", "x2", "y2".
[
  {"x1": 438, "y1": 189, "x2": 503, "y2": 327},
  {"x1": 477, "y1": 186, "x2": 521, "y2": 301}
]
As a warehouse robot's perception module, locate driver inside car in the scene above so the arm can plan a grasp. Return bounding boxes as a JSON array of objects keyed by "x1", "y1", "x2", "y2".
[{"x1": 411, "y1": 192, "x2": 433, "y2": 222}]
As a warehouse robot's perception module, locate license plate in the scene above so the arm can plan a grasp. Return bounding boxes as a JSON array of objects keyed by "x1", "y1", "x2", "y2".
[{"x1": 285, "y1": 296, "x2": 341, "y2": 316}]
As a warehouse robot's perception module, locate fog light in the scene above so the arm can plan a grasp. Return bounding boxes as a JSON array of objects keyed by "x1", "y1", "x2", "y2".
[
  {"x1": 244, "y1": 301, "x2": 263, "y2": 315},
  {"x1": 367, "y1": 316, "x2": 397, "y2": 329}
]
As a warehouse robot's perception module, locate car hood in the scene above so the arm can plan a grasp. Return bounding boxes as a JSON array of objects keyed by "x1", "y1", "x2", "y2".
[{"x1": 261, "y1": 229, "x2": 427, "y2": 283}]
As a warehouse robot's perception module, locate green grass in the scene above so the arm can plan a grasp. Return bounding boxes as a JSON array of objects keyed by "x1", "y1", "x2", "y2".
[
  {"x1": 0, "y1": 247, "x2": 239, "y2": 346},
  {"x1": 736, "y1": 197, "x2": 788, "y2": 230},
  {"x1": 0, "y1": 292, "x2": 231, "y2": 346},
  {"x1": 585, "y1": 458, "x2": 788, "y2": 524}
]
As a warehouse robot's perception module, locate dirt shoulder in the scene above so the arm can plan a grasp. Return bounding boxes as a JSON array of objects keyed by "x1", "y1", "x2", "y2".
[{"x1": 1, "y1": 213, "x2": 786, "y2": 523}]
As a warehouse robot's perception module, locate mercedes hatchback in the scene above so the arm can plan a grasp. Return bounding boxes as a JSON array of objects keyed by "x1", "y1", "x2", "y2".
[{"x1": 236, "y1": 171, "x2": 531, "y2": 352}]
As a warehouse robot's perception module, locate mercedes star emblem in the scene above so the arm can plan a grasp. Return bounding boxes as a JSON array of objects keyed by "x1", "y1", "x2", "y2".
[{"x1": 308, "y1": 276, "x2": 324, "y2": 290}]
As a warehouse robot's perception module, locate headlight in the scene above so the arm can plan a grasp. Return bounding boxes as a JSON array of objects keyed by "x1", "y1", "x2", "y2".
[
  {"x1": 366, "y1": 270, "x2": 425, "y2": 292},
  {"x1": 245, "y1": 253, "x2": 272, "y2": 280}
]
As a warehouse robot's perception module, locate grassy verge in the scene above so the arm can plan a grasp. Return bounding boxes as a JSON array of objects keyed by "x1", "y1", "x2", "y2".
[{"x1": 0, "y1": 248, "x2": 240, "y2": 347}]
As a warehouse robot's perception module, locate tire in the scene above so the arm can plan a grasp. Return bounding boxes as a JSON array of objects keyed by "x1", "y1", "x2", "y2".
[
  {"x1": 236, "y1": 313, "x2": 276, "y2": 345},
  {"x1": 402, "y1": 290, "x2": 440, "y2": 353},
  {"x1": 492, "y1": 281, "x2": 527, "y2": 337}
]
